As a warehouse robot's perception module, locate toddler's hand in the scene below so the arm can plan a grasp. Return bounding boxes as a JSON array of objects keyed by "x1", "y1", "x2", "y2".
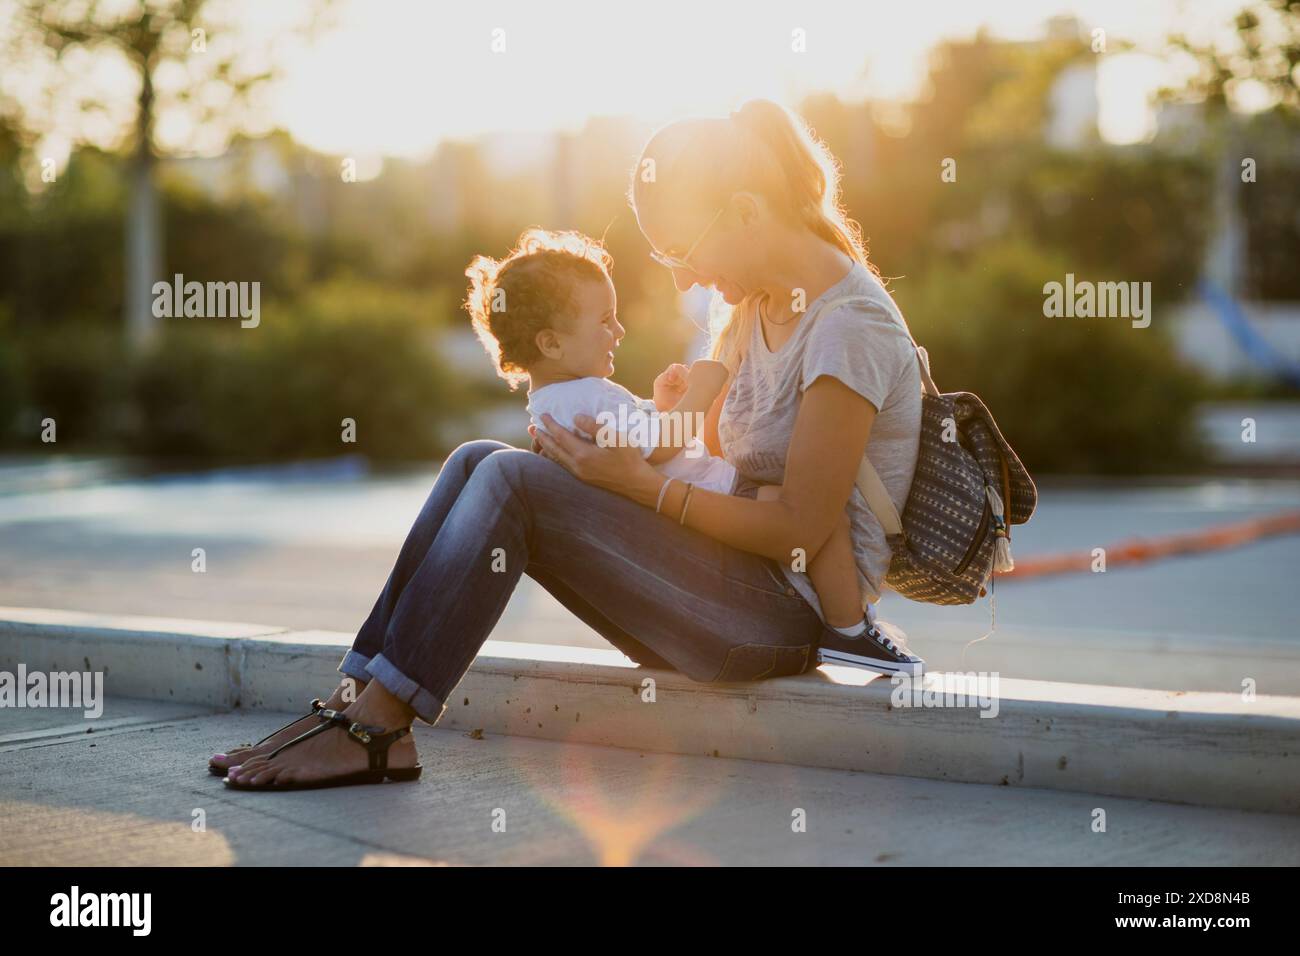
[{"x1": 653, "y1": 363, "x2": 690, "y2": 410}]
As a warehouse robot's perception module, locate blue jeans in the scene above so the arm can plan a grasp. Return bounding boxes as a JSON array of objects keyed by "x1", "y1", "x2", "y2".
[{"x1": 339, "y1": 440, "x2": 824, "y2": 724}]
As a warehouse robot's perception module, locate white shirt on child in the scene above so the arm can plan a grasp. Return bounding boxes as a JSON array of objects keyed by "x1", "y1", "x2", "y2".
[{"x1": 527, "y1": 377, "x2": 738, "y2": 494}]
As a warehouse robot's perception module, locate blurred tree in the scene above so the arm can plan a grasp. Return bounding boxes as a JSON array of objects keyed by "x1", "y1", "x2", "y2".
[
  {"x1": 0, "y1": 115, "x2": 25, "y2": 223},
  {"x1": 4, "y1": 147, "x2": 127, "y2": 324},
  {"x1": 7, "y1": 0, "x2": 331, "y2": 349},
  {"x1": 895, "y1": 240, "x2": 1205, "y2": 475},
  {"x1": 1005, "y1": 149, "x2": 1211, "y2": 299},
  {"x1": 1167, "y1": 0, "x2": 1300, "y2": 115},
  {"x1": 807, "y1": 29, "x2": 1210, "y2": 295},
  {"x1": 1165, "y1": 0, "x2": 1300, "y2": 300}
]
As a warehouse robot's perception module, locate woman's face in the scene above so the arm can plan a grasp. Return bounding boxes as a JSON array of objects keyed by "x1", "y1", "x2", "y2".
[{"x1": 637, "y1": 200, "x2": 757, "y2": 306}]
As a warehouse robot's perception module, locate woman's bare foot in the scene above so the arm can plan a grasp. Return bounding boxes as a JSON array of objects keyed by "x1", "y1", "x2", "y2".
[
  {"x1": 208, "y1": 678, "x2": 368, "y2": 775},
  {"x1": 226, "y1": 680, "x2": 418, "y2": 789}
]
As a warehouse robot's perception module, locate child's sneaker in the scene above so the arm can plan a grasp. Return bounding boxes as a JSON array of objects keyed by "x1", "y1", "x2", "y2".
[{"x1": 817, "y1": 619, "x2": 924, "y2": 676}]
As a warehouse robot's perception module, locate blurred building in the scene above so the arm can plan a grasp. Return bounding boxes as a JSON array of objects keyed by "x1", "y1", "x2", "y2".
[
  {"x1": 1152, "y1": 107, "x2": 1300, "y2": 382},
  {"x1": 1045, "y1": 62, "x2": 1100, "y2": 150}
]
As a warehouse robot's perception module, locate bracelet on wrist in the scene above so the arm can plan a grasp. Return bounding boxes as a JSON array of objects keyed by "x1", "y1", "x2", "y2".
[{"x1": 655, "y1": 476, "x2": 676, "y2": 514}]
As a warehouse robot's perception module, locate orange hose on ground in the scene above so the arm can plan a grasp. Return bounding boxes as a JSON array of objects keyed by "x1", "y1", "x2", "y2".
[{"x1": 1000, "y1": 509, "x2": 1300, "y2": 581}]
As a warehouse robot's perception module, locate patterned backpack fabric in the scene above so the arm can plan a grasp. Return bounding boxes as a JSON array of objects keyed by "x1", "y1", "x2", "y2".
[{"x1": 818, "y1": 296, "x2": 1039, "y2": 605}]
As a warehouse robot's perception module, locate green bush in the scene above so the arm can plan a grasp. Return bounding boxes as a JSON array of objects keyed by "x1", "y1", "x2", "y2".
[
  {"x1": 4, "y1": 321, "x2": 130, "y2": 448},
  {"x1": 1008, "y1": 149, "x2": 1213, "y2": 300},
  {"x1": 0, "y1": 309, "x2": 22, "y2": 443},
  {"x1": 126, "y1": 280, "x2": 459, "y2": 462},
  {"x1": 893, "y1": 241, "x2": 1207, "y2": 475}
]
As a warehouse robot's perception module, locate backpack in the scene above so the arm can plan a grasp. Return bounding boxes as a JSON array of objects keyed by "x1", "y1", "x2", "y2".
[{"x1": 804, "y1": 294, "x2": 1037, "y2": 605}]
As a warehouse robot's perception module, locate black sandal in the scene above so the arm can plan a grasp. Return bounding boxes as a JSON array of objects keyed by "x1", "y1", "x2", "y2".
[
  {"x1": 207, "y1": 699, "x2": 326, "y2": 776},
  {"x1": 222, "y1": 708, "x2": 422, "y2": 791}
]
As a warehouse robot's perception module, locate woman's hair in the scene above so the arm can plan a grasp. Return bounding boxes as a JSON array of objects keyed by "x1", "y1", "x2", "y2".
[
  {"x1": 628, "y1": 99, "x2": 872, "y2": 376},
  {"x1": 464, "y1": 228, "x2": 614, "y2": 389}
]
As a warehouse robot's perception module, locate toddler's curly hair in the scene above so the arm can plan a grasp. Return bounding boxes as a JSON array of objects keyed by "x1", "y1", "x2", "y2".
[{"x1": 464, "y1": 228, "x2": 614, "y2": 389}]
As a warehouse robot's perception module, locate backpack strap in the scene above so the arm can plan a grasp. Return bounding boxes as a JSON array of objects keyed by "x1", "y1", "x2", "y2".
[
  {"x1": 915, "y1": 343, "x2": 941, "y2": 398},
  {"x1": 855, "y1": 455, "x2": 904, "y2": 537}
]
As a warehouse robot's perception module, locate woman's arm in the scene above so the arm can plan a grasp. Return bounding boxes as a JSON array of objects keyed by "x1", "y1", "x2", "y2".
[
  {"x1": 700, "y1": 383, "x2": 727, "y2": 458},
  {"x1": 536, "y1": 375, "x2": 875, "y2": 565},
  {"x1": 667, "y1": 360, "x2": 728, "y2": 417},
  {"x1": 644, "y1": 360, "x2": 729, "y2": 466}
]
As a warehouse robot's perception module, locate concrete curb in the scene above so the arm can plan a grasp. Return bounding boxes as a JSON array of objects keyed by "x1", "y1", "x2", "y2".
[
  {"x1": 897, "y1": 623, "x2": 1300, "y2": 695},
  {"x1": 3, "y1": 606, "x2": 1299, "y2": 814}
]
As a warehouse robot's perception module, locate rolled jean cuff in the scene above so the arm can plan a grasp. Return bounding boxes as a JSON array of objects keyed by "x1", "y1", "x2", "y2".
[
  {"x1": 338, "y1": 650, "x2": 373, "y2": 683},
  {"x1": 364, "y1": 652, "x2": 448, "y2": 726}
]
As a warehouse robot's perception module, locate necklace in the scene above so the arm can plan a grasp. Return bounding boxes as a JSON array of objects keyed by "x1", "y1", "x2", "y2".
[{"x1": 760, "y1": 294, "x2": 798, "y2": 327}]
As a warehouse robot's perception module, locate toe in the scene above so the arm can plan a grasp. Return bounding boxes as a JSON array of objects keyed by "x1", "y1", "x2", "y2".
[
  {"x1": 227, "y1": 755, "x2": 269, "y2": 782},
  {"x1": 211, "y1": 744, "x2": 255, "y2": 770},
  {"x1": 247, "y1": 761, "x2": 285, "y2": 787}
]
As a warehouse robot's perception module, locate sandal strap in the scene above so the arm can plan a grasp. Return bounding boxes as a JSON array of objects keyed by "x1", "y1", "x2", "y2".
[
  {"x1": 266, "y1": 708, "x2": 412, "y2": 771},
  {"x1": 250, "y1": 698, "x2": 327, "y2": 748}
]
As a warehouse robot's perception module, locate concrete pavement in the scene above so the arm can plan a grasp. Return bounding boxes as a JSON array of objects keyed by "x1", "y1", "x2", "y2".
[
  {"x1": 7, "y1": 607, "x2": 1299, "y2": 813},
  {"x1": 4, "y1": 697, "x2": 1300, "y2": 866}
]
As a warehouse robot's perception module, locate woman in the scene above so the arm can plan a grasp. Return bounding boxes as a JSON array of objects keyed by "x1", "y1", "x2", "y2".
[{"x1": 212, "y1": 99, "x2": 924, "y2": 791}]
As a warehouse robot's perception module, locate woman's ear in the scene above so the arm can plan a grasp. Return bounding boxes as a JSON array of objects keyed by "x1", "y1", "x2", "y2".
[
  {"x1": 535, "y1": 328, "x2": 563, "y2": 360},
  {"x1": 729, "y1": 192, "x2": 763, "y2": 228}
]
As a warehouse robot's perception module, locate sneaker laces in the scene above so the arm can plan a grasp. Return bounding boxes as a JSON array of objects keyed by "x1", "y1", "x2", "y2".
[{"x1": 870, "y1": 620, "x2": 915, "y2": 658}]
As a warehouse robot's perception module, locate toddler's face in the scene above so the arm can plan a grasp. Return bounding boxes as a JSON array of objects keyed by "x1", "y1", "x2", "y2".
[{"x1": 550, "y1": 276, "x2": 625, "y2": 378}]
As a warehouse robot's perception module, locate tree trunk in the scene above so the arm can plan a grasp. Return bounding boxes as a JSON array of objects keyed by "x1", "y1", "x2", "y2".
[
  {"x1": 125, "y1": 59, "x2": 161, "y2": 351},
  {"x1": 125, "y1": 152, "x2": 161, "y2": 350}
]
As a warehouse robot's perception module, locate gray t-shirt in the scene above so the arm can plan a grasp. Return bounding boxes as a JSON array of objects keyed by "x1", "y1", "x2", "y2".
[{"x1": 717, "y1": 261, "x2": 922, "y2": 618}]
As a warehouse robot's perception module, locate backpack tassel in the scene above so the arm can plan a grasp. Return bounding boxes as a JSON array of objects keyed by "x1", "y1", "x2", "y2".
[{"x1": 985, "y1": 484, "x2": 1015, "y2": 573}]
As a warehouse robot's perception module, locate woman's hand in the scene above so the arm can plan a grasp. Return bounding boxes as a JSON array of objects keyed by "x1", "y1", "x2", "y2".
[
  {"x1": 652, "y1": 363, "x2": 690, "y2": 411},
  {"x1": 531, "y1": 413, "x2": 663, "y2": 506}
]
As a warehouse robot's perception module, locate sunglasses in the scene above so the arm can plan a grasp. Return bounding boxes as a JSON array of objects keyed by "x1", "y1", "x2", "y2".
[{"x1": 648, "y1": 206, "x2": 725, "y2": 271}]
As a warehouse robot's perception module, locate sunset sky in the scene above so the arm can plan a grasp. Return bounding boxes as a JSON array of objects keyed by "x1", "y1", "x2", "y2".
[
  {"x1": 267, "y1": 0, "x2": 1249, "y2": 156},
  {"x1": 2, "y1": 0, "x2": 1261, "y2": 163}
]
